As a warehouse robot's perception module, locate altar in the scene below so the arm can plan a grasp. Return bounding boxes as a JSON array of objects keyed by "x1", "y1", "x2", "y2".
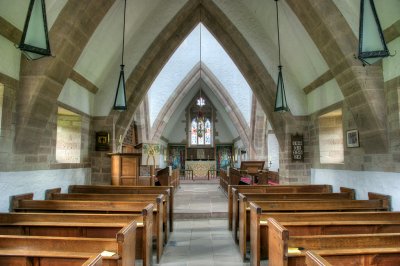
[{"x1": 186, "y1": 160, "x2": 216, "y2": 179}]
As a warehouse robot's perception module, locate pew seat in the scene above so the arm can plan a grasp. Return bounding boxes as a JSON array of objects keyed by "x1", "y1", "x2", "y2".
[
  {"x1": 239, "y1": 192, "x2": 391, "y2": 262},
  {"x1": 227, "y1": 184, "x2": 333, "y2": 230},
  {"x1": 268, "y1": 218, "x2": 400, "y2": 266},
  {"x1": 10, "y1": 194, "x2": 160, "y2": 265},
  {"x1": 68, "y1": 185, "x2": 174, "y2": 232},
  {"x1": 0, "y1": 227, "x2": 135, "y2": 266},
  {"x1": 45, "y1": 188, "x2": 169, "y2": 245}
]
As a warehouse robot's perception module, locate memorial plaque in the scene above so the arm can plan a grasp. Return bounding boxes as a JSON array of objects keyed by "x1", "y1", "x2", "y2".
[
  {"x1": 291, "y1": 134, "x2": 304, "y2": 161},
  {"x1": 95, "y1": 131, "x2": 110, "y2": 151}
]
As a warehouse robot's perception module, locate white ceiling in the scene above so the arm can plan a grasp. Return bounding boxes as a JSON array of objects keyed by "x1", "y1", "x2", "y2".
[{"x1": 1, "y1": 0, "x2": 399, "y2": 122}]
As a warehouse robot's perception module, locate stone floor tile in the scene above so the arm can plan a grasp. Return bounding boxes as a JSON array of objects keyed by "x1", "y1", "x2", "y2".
[{"x1": 156, "y1": 182, "x2": 256, "y2": 266}]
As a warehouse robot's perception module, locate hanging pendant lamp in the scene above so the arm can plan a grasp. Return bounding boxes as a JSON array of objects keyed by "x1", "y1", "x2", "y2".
[
  {"x1": 113, "y1": 0, "x2": 128, "y2": 111},
  {"x1": 17, "y1": 0, "x2": 52, "y2": 60},
  {"x1": 358, "y1": 0, "x2": 389, "y2": 65},
  {"x1": 273, "y1": 0, "x2": 289, "y2": 112}
]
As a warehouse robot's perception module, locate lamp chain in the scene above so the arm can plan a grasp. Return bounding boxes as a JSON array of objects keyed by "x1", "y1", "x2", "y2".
[
  {"x1": 275, "y1": 0, "x2": 282, "y2": 67},
  {"x1": 121, "y1": 0, "x2": 127, "y2": 66}
]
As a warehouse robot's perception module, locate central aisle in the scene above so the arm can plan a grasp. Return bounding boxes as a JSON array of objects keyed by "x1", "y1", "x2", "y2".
[{"x1": 154, "y1": 183, "x2": 254, "y2": 266}]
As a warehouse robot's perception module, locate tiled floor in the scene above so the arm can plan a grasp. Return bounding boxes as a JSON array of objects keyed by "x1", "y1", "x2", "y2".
[{"x1": 151, "y1": 182, "x2": 258, "y2": 266}]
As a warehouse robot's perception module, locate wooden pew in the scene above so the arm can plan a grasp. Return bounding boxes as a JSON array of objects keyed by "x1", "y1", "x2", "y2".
[
  {"x1": 305, "y1": 251, "x2": 332, "y2": 266},
  {"x1": 45, "y1": 188, "x2": 169, "y2": 245},
  {"x1": 268, "y1": 218, "x2": 400, "y2": 266},
  {"x1": 10, "y1": 194, "x2": 162, "y2": 264},
  {"x1": 156, "y1": 167, "x2": 180, "y2": 191},
  {"x1": 250, "y1": 210, "x2": 400, "y2": 266},
  {"x1": 82, "y1": 254, "x2": 103, "y2": 266},
  {"x1": 231, "y1": 187, "x2": 355, "y2": 242},
  {"x1": 227, "y1": 184, "x2": 333, "y2": 230},
  {"x1": 0, "y1": 222, "x2": 136, "y2": 266},
  {"x1": 238, "y1": 192, "x2": 391, "y2": 262},
  {"x1": 219, "y1": 169, "x2": 229, "y2": 193},
  {"x1": 0, "y1": 211, "x2": 153, "y2": 266},
  {"x1": 68, "y1": 185, "x2": 174, "y2": 232}
]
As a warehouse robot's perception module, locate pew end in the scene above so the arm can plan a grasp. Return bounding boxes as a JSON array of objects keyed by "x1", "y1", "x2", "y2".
[
  {"x1": 82, "y1": 254, "x2": 103, "y2": 266},
  {"x1": 45, "y1": 187, "x2": 62, "y2": 200},
  {"x1": 305, "y1": 251, "x2": 332, "y2": 266},
  {"x1": 9, "y1": 193, "x2": 33, "y2": 212},
  {"x1": 116, "y1": 220, "x2": 137, "y2": 266},
  {"x1": 268, "y1": 218, "x2": 290, "y2": 266},
  {"x1": 142, "y1": 203, "x2": 154, "y2": 265},
  {"x1": 368, "y1": 192, "x2": 392, "y2": 211},
  {"x1": 250, "y1": 202, "x2": 262, "y2": 266},
  {"x1": 339, "y1": 187, "x2": 355, "y2": 199}
]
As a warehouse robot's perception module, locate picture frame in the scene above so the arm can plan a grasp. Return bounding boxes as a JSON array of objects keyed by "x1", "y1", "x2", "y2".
[{"x1": 346, "y1": 129, "x2": 359, "y2": 148}]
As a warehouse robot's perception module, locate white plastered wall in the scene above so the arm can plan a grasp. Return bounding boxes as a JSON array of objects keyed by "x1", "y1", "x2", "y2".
[
  {"x1": 312, "y1": 169, "x2": 400, "y2": 211},
  {"x1": 0, "y1": 168, "x2": 90, "y2": 212}
]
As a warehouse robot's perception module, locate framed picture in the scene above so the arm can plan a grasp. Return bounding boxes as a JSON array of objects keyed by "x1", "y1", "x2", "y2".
[{"x1": 346, "y1": 129, "x2": 359, "y2": 148}]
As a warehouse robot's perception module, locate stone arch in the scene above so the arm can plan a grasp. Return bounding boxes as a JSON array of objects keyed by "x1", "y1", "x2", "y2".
[
  {"x1": 287, "y1": 0, "x2": 388, "y2": 153},
  {"x1": 113, "y1": 0, "x2": 292, "y2": 150},
  {"x1": 15, "y1": 0, "x2": 115, "y2": 154},
  {"x1": 148, "y1": 63, "x2": 254, "y2": 154}
]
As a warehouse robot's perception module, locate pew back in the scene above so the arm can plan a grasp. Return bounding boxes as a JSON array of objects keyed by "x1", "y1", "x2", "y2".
[
  {"x1": 227, "y1": 184, "x2": 333, "y2": 230},
  {"x1": 0, "y1": 221, "x2": 136, "y2": 266},
  {"x1": 268, "y1": 218, "x2": 400, "y2": 266},
  {"x1": 68, "y1": 185, "x2": 174, "y2": 232},
  {"x1": 249, "y1": 209, "x2": 400, "y2": 266},
  {"x1": 231, "y1": 187, "x2": 355, "y2": 242}
]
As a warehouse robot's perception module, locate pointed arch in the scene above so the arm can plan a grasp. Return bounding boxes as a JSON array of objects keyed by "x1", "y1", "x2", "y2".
[
  {"x1": 113, "y1": 0, "x2": 291, "y2": 149},
  {"x1": 287, "y1": 0, "x2": 388, "y2": 153},
  {"x1": 15, "y1": 0, "x2": 115, "y2": 153},
  {"x1": 149, "y1": 63, "x2": 254, "y2": 154}
]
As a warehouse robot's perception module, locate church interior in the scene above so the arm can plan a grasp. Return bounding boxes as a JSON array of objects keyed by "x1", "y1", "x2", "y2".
[{"x1": 0, "y1": 0, "x2": 400, "y2": 265}]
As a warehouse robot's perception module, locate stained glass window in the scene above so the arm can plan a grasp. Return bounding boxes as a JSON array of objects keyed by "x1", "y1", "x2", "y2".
[
  {"x1": 205, "y1": 119, "x2": 211, "y2": 144},
  {"x1": 191, "y1": 119, "x2": 197, "y2": 145},
  {"x1": 189, "y1": 94, "x2": 213, "y2": 146},
  {"x1": 191, "y1": 116, "x2": 212, "y2": 146}
]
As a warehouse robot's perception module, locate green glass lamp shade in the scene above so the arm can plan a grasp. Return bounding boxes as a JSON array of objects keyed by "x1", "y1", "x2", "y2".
[
  {"x1": 358, "y1": 0, "x2": 389, "y2": 65},
  {"x1": 274, "y1": 66, "x2": 290, "y2": 113},
  {"x1": 113, "y1": 65, "x2": 127, "y2": 111},
  {"x1": 18, "y1": 0, "x2": 51, "y2": 60}
]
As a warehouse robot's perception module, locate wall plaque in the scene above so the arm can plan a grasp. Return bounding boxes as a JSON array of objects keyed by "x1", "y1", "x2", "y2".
[
  {"x1": 95, "y1": 131, "x2": 110, "y2": 151},
  {"x1": 291, "y1": 133, "x2": 304, "y2": 161}
]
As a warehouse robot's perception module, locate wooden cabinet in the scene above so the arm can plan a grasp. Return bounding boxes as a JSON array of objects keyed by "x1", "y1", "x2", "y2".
[{"x1": 110, "y1": 153, "x2": 141, "y2": 185}]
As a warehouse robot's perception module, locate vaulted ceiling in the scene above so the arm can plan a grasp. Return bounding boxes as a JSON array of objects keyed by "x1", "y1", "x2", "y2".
[{"x1": 1, "y1": 0, "x2": 399, "y2": 152}]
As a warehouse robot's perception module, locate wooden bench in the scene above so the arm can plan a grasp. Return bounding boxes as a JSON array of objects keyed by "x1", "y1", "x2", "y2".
[
  {"x1": 10, "y1": 194, "x2": 162, "y2": 264},
  {"x1": 238, "y1": 193, "x2": 391, "y2": 262},
  {"x1": 268, "y1": 218, "x2": 400, "y2": 266},
  {"x1": 219, "y1": 168, "x2": 228, "y2": 192},
  {"x1": 46, "y1": 188, "x2": 169, "y2": 245},
  {"x1": 250, "y1": 210, "x2": 400, "y2": 266},
  {"x1": 305, "y1": 251, "x2": 332, "y2": 266},
  {"x1": 156, "y1": 167, "x2": 180, "y2": 191},
  {"x1": 68, "y1": 185, "x2": 174, "y2": 232},
  {"x1": 0, "y1": 222, "x2": 136, "y2": 266},
  {"x1": 82, "y1": 254, "x2": 103, "y2": 266},
  {"x1": 231, "y1": 186, "x2": 355, "y2": 242},
  {"x1": 227, "y1": 184, "x2": 333, "y2": 230},
  {"x1": 0, "y1": 210, "x2": 154, "y2": 265}
]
